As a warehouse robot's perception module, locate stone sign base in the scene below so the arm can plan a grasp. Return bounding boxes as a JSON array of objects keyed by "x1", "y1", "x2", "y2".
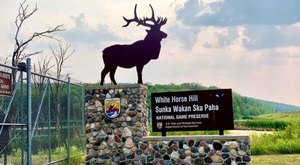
[
  {"x1": 141, "y1": 135, "x2": 250, "y2": 165},
  {"x1": 85, "y1": 84, "x2": 149, "y2": 164},
  {"x1": 85, "y1": 84, "x2": 250, "y2": 165}
]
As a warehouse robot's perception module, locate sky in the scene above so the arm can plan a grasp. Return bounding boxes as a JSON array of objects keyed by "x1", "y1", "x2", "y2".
[{"x1": 0, "y1": 0, "x2": 300, "y2": 106}]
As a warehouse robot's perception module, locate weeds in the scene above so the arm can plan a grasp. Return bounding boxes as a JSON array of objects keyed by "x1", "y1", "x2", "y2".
[
  {"x1": 235, "y1": 120, "x2": 289, "y2": 130},
  {"x1": 251, "y1": 123, "x2": 300, "y2": 155}
]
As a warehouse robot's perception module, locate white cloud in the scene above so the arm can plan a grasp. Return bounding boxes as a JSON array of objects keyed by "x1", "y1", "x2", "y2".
[
  {"x1": 243, "y1": 24, "x2": 300, "y2": 50},
  {"x1": 172, "y1": 0, "x2": 300, "y2": 51},
  {"x1": 177, "y1": 0, "x2": 300, "y2": 26},
  {"x1": 62, "y1": 13, "x2": 120, "y2": 47}
]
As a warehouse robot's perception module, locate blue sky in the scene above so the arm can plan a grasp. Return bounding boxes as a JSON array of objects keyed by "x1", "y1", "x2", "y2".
[{"x1": 0, "y1": 0, "x2": 300, "y2": 106}]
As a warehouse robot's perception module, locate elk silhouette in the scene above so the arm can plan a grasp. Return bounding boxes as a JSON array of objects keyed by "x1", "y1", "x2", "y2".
[{"x1": 100, "y1": 4, "x2": 167, "y2": 85}]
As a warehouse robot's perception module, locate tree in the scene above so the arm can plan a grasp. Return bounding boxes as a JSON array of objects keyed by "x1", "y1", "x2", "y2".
[
  {"x1": 50, "y1": 43, "x2": 75, "y2": 81},
  {"x1": 33, "y1": 55, "x2": 54, "y2": 91},
  {"x1": 49, "y1": 42, "x2": 75, "y2": 141},
  {"x1": 12, "y1": 0, "x2": 64, "y2": 87}
]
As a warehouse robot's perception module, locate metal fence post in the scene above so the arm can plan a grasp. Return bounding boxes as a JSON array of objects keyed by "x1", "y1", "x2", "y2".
[
  {"x1": 67, "y1": 77, "x2": 71, "y2": 165},
  {"x1": 81, "y1": 87, "x2": 85, "y2": 152},
  {"x1": 48, "y1": 78, "x2": 51, "y2": 164},
  {"x1": 21, "y1": 71, "x2": 25, "y2": 165},
  {"x1": 26, "y1": 58, "x2": 32, "y2": 165}
]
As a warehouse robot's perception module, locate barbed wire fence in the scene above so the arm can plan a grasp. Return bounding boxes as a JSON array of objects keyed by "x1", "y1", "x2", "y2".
[{"x1": 0, "y1": 58, "x2": 85, "y2": 165}]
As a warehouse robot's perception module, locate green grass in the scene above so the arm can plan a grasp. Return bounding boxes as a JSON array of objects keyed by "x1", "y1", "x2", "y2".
[
  {"x1": 255, "y1": 111, "x2": 300, "y2": 123},
  {"x1": 7, "y1": 146, "x2": 84, "y2": 165},
  {"x1": 252, "y1": 154, "x2": 300, "y2": 165},
  {"x1": 248, "y1": 111, "x2": 300, "y2": 155},
  {"x1": 235, "y1": 120, "x2": 288, "y2": 130},
  {"x1": 235, "y1": 111, "x2": 300, "y2": 130},
  {"x1": 251, "y1": 123, "x2": 300, "y2": 155}
]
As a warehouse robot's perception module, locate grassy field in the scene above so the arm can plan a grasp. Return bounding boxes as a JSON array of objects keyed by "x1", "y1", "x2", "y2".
[
  {"x1": 235, "y1": 111, "x2": 300, "y2": 131},
  {"x1": 252, "y1": 154, "x2": 300, "y2": 165},
  {"x1": 242, "y1": 112, "x2": 300, "y2": 164},
  {"x1": 255, "y1": 111, "x2": 300, "y2": 123}
]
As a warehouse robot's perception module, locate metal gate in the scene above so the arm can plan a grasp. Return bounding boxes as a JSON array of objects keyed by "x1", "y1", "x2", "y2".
[{"x1": 0, "y1": 58, "x2": 85, "y2": 165}]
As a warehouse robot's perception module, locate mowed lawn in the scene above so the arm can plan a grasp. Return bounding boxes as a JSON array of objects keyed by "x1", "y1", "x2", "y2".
[{"x1": 252, "y1": 154, "x2": 300, "y2": 165}]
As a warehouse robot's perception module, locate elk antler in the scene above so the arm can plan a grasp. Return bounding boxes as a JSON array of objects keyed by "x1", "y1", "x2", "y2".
[
  {"x1": 143, "y1": 5, "x2": 167, "y2": 27},
  {"x1": 122, "y1": 4, "x2": 167, "y2": 28}
]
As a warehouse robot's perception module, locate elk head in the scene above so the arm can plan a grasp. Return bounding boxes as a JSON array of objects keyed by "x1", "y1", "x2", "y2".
[{"x1": 122, "y1": 4, "x2": 168, "y2": 42}]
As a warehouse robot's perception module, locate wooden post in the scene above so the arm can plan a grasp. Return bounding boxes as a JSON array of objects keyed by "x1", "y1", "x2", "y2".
[
  {"x1": 219, "y1": 130, "x2": 224, "y2": 135},
  {"x1": 162, "y1": 131, "x2": 166, "y2": 137}
]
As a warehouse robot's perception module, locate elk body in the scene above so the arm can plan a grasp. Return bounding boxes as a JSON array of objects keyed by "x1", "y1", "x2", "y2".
[{"x1": 100, "y1": 4, "x2": 167, "y2": 85}]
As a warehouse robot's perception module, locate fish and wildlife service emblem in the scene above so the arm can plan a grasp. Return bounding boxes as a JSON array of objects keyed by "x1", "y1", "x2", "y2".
[{"x1": 104, "y1": 98, "x2": 121, "y2": 118}]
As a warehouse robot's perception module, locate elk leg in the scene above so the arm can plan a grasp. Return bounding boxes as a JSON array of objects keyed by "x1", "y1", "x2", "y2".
[
  {"x1": 136, "y1": 65, "x2": 144, "y2": 84},
  {"x1": 100, "y1": 66, "x2": 110, "y2": 85},
  {"x1": 109, "y1": 66, "x2": 118, "y2": 85}
]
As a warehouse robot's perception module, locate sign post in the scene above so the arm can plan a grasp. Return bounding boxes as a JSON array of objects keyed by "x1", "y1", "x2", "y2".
[{"x1": 151, "y1": 89, "x2": 233, "y2": 134}]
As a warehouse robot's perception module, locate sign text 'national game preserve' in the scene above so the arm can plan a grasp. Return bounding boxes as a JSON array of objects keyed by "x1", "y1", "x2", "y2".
[{"x1": 151, "y1": 89, "x2": 233, "y2": 132}]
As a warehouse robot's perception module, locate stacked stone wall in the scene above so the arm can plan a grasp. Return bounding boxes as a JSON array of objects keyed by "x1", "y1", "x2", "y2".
[
  {"x1": 140, "y1": 136, "x2": 250, "y2": 165},
  {"x1": 85, "y1": 85, "x2": 148, "y2": 164}
]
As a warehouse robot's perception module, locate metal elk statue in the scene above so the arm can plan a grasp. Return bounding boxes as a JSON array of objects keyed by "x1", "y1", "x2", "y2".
[{"x1": 100, "y1": 4, "x2": 167, "y2": 85}]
